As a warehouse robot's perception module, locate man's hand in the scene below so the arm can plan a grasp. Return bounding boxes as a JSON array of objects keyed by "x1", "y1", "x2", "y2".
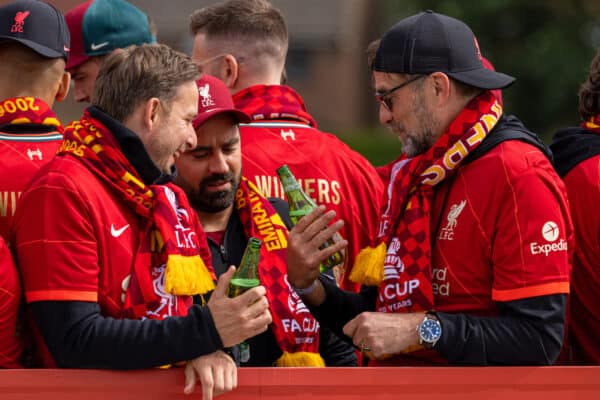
[
  {"x1": 207, "y1": 266, "x2": 272, "y2": 347},
  {"x1": 343, "y1": 312, "x2": 424, "y2": 359},
  {"x1": 286, "y1": 205, "x2": 347, "y2": 289},
  {"x1": 183, "y1": 350, "x2": 237, "y2": 399}
]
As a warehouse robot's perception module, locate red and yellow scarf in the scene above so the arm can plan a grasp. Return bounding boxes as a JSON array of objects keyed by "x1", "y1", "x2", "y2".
[
  {"x1": 0, "y1": 97, "x2": 62, "y2": 130},
  {"x1": 235, "y1": 177, "x2": 324, "y2": 366},
  {"x1": 350, "y1": 92, "x2": 502, "y2": 317},
  {"x1": 233, "y1": 84, "x2": 318, "y2": 127},
  {"x1": 582, "y1": 115, "x2": 600, "y2": 133},
  {"x1": 58, "y1": 111, "x2": 215, "y2": 319}
]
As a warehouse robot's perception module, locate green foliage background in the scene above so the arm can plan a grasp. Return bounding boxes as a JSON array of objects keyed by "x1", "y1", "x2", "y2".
[{"x1": 344, "y1": 0, "x2": 600, "y2": 167}]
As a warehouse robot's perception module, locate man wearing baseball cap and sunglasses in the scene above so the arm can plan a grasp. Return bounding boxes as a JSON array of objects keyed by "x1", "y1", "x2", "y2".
[{"x1": 288, "y1": 10, "x2": 572, "y2": 366}]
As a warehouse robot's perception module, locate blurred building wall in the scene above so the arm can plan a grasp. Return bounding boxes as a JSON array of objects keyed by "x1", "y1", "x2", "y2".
[{"x1": 42, "y1": 0, "x2": 376, "y2": 133}]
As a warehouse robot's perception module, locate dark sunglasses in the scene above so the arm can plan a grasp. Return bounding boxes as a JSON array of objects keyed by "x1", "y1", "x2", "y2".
[{"x1": 375, "y1": 75, "x2": 425, "y2": 111}]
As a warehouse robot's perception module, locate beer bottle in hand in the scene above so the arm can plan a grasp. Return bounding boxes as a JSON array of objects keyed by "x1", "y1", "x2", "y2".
[
  {"x1": 228, "y1": 237, "x2": 262, "y2": 364},
  {"x1": 276, "y1": 164, "x2": 345, "y2": 272},
  {"x1": 228, "y1": 237, "x2": 262, "y2": 297}
]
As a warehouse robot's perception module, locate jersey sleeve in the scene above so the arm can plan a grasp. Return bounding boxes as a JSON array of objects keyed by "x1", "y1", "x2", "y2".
[
  {"x1": 12, "y1": 171, "x2": 100, "y2": 303},
  {"x1": 0, "y1": 237, "x2": 23, "y2": 367},
  {"x1": 491, "y1": 148, "x2": 572, "y2": 302}
]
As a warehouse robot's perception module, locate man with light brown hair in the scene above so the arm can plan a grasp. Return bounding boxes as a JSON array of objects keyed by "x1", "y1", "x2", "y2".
[
  {"x1": 13, "y1": 43, "x2": 271, "y2": 398},
  {"x1": 189, "y1": 0, "x2": 384, "y2": 293}
]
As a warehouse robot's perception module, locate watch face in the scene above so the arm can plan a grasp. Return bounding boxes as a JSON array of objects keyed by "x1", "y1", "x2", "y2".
[{"x1": 419, "y1": 318, "x2": 442, "y2": 343}]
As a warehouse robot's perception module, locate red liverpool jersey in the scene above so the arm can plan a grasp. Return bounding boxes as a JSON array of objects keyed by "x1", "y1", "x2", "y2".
[
  {"x1": 0, "y1": 97, "x2": 63, "y2": 239},
  {"x1": 430, "y1": 141, "x2": 572, "y2": 314},
  {"x1": 12, "y1": 154, "x2": 193, "y2": 321},
  {"x1": 562, "y1": 154, "x2": 600, "y2": 363},
  {"x1": 234, "y1": 85, "x2": 383, "y2": 291},
  {"x1": 0, "y1": 236, "x2": 23, "y2": 368}
]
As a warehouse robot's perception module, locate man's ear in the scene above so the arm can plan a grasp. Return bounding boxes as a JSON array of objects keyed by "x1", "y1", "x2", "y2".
[
  {"x1": 54, "y1": 71, "x2": 71, "y2": 103},
  {"x1": 218, "y1": 54, "x2": 239, "y2": 88},
  {"x1": 143, "y1": 97, "x2": 162, "y2": 131},
  {"x1": 429, "y1": 72, "x2": 451, "y2": 106}
]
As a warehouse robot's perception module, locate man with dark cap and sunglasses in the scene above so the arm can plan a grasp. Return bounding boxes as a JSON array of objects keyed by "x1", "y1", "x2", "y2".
[
  {"x1": 0, "y1": 0, "x2": 72, "y2": 367},
  {"x1": 287, "y1": 10, "x2": 572, "y2": 365}
]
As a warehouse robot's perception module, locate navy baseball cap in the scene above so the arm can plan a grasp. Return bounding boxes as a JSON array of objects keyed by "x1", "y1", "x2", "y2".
[
  {"x1": 0, "y1": 0, "x2": 70, "y2": 60},
  {"x1": 66, "y1": 0, "x2": 155, "y2": 70},
  {"x1": 373, "y1": 10, "x2": 515, "y2": 90}
]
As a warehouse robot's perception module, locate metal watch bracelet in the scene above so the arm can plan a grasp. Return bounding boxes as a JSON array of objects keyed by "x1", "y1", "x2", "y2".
[{"x1": 292, "y1": 279, "x2": 318, "y2": 296}]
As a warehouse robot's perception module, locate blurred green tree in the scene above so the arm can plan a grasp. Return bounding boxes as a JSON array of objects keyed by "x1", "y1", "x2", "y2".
[{"x1": 372, "y1": 0, "x2": 600, "y2": 142}]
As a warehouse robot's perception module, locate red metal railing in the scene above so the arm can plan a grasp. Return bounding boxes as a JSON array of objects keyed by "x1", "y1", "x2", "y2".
[{"x1": 0, "y1": 367, "x2": 598, "y2": 399}]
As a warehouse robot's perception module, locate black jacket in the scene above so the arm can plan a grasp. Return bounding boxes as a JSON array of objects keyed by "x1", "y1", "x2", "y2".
[
  {"x1": 202, "y1": 198, "x2": 357, "y2": 367},
  {"x1": 550, "y1": 126, "x2": 600, "y2": 178}
]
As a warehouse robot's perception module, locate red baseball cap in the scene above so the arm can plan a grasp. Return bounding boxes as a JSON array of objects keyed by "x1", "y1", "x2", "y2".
[
  {"x1": 65, "y1": 0, "x2": 154, "y2": 70},
  {"x1": 194, "y1": 74, "x2": 250, "y2": 129}
]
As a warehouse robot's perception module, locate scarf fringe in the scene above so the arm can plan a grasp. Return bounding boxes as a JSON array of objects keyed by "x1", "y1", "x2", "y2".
[
  {"x1": 275, "y1": 351, "x2": 326, "y2": 367},
  {"x1": 165, "y1": 254, "x2": 215, "y2": 296},
  {"x1": 348, "y1": 242, "x2": 387, "y2": 286}
]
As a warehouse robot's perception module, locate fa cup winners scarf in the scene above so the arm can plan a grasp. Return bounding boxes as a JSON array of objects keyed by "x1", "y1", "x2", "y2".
[
  {"x1": 235, "y1": 177, "x2": 325, "y2": 366},
  {"x1": 58, "y1": 111, "x2": 215, "y2": 319},
  {"x1": 350, "y1": 92, "x2": 502, "y2": 315}
]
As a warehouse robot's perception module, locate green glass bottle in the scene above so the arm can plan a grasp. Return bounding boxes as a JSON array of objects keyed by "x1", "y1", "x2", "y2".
[
  {"x1": 276, "y1": 164, "x2": 345, "y2": 272},
  {"x1": 228, "y1": 237, "x2": 262, "y2": 364},
  {"x1": 228, "y1": 237, "x2": 262, "y2": 298}
]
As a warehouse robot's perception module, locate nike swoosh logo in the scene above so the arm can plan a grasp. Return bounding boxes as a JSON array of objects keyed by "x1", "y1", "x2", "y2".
[
  {"x1": 111, "y1": 223, "x2": 130, "y2": 237},
  {"x1": 90, "y1": 41, "x2": 109, "y2": 51}
]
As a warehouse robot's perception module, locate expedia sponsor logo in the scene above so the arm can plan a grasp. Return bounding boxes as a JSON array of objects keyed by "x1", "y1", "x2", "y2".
[
  {"x1": 529, "y1": 221, "x2": 568, "y2": 256},
  {"x1": 530, "y1": 240, "x2": 568, "y2": 256},
  {"x1": 542, "y1": 221, "x2": 559, "y2": 241}
]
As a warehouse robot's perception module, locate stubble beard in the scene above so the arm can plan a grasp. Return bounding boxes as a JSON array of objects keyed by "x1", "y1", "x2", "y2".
[
  {"x1": 394, "y1": 93, "x2": 439, "y2": 158},
  {"x1": 187, "y1": 172, "x2": 241, "y2": 213}
]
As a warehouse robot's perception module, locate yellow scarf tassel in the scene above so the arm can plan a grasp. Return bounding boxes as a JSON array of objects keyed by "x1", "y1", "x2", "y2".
[
  {"x1": 276, "y1": 351, "x2": 326, "y2": 367},
  {"x1": 348, "y1": 242, "x2": 387, "y2": 286},
  {"x1": 165, "y1": 254, "x2": 215, "y2": 296}
]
